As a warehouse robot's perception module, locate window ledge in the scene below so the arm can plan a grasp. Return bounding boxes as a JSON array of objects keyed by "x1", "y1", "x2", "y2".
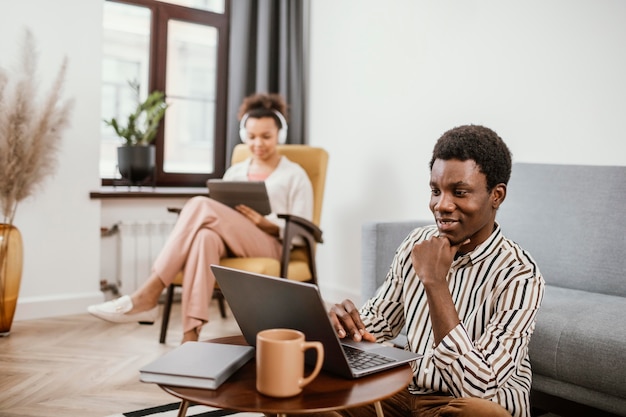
[{"x1": 90, "y1": 186, "x2": 207, "y2": 199}]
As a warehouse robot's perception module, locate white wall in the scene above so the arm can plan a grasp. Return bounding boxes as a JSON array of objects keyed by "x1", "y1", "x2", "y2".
[
  {"x1": 308, "y1": 0, "x2": 626, "y2": 304},
  {"x1": 4, "y1": 0, "x2": 625, "y2": 321},
  {"x1": 0, "y1": 0, "x2": 103, "y2": 320}
]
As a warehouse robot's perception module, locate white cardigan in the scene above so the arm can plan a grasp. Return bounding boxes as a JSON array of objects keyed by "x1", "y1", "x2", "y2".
[{"x1": 222, "y1": 156, "x2": 314, "y2": 241}]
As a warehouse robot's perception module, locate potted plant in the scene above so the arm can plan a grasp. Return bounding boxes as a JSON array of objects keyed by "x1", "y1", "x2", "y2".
[
  {"x1": 103, "y1": 80, "x2": 169, "y2": 185},
  {"x1": 0, "y1": 29, "x2": 73, "y2": 335}
]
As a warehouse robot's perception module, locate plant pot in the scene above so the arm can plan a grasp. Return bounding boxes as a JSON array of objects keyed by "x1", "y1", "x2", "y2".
[
  {"x1": 117, "y1": 145, "x2": 155, "y2": 184},
  {"x1": 0, "y1": 224, "x2": 23, "y2": 336}
]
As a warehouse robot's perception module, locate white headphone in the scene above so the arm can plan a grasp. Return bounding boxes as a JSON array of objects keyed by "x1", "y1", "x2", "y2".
[{"x1": 239, "y1": 109, "x2": 288, "y2": 144}]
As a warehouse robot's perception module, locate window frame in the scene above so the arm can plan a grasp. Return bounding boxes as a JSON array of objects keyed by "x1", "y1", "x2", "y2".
[{"x1": 102, "y1": 0, "x2": 230, "y2": 187}]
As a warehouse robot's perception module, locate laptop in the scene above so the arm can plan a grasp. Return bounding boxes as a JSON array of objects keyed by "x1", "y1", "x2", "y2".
[
  {"x1": 211, "y1": 265, "x2": 422, "y2": 379},
  {"x1": 206, "y1": 180, "x2": 272, "y2": 215}
]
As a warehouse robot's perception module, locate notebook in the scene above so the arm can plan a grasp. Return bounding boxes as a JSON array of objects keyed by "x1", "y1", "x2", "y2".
[
  {"x1": 206, "y1": 179, "x2": 272, "y2": 215},
  {"x1": 139, "y1": 342, "x2": 254, "y2": 390},
  {"x1": 211, "y1": 265, "x2": 422, "y2": 379}
]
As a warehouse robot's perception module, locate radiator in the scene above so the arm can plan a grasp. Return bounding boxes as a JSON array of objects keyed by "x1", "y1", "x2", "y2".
[{"x1": 103, "y1": 220, "x2": 176, "y2": 294}]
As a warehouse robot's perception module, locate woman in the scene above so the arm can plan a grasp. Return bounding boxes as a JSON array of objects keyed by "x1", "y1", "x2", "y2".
[{"x1": 88, "y1": 93, "x2": 314, "y2": 343}]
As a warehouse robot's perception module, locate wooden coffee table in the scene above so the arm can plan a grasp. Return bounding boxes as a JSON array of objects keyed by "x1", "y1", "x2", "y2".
[{"x1": 158, "y1": 335, "x2": 413, "y2": 417}]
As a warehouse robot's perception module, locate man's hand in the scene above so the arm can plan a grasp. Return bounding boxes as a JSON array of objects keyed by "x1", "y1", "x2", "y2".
[
  {"x1": 328, "y1": 300, "x2": 376, "y2": 342},
  {"x1": 411, "y1": 235, "x2": 469, "y2": 286}
]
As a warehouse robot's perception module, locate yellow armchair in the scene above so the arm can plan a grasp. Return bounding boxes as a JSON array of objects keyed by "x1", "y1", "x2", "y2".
[{"x1": 159, "y1": 144, "x2": 328, "y2": 343}]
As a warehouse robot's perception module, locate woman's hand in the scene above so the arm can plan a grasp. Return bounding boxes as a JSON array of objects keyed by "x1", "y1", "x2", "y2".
[{"x1": 235, "y1": 204, "x2": 279, "y2": 236}]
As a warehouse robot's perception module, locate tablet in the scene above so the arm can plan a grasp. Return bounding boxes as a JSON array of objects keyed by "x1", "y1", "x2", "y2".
[{"x1": 206, "y1": 180, "x2": 272, "y2": 215}]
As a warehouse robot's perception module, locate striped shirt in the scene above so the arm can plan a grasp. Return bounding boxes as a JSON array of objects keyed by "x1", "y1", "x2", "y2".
[{"x1": 360, "y1": 224, "x2": 544, "y2": 417}]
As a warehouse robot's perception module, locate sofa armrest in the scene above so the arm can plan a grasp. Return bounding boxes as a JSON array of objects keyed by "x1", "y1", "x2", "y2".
[
  {"x1": 361, "y1": 220, "x2": 431, "y2": 301},
  {"x1": 361, "y1": 220, "x2": 431, "y2": 343}
]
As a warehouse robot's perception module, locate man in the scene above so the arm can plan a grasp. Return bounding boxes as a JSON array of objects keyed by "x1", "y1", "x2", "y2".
[{"x1": 330, "y1": 125, "x2": 544, "y2": 417}]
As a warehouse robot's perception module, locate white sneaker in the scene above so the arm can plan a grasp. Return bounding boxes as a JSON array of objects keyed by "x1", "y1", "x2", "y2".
[{"x1": 87, "y1": 295, "x2": 159, "y2": 324}]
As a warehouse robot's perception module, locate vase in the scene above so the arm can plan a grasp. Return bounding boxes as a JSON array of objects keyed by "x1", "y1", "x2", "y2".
[
  {"x1": 0, "y1": 224, "x2": 23, "y2": 336},
  {"x1": 117, "y1": 145, "x2": 156, "y2": 185}
]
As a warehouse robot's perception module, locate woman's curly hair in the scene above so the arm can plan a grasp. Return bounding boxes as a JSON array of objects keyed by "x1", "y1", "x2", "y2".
[{"x1": 237, "y1": 93, "x2": 288, "y2": 129}]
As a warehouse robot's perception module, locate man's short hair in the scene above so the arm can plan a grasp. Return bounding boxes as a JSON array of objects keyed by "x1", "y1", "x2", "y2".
[{"x1": 429, "y1": 125, "x2": 512, "y2": 190}]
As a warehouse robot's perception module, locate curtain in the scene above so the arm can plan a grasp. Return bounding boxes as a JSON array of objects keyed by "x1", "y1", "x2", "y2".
[{"x1": 226, "y1": 0, "x2": 309, "y2": 161}]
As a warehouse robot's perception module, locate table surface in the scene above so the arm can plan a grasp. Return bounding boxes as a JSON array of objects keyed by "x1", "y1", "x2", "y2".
[{"x1": 159, "y1": 335, "x2": 413, "y2": 415}]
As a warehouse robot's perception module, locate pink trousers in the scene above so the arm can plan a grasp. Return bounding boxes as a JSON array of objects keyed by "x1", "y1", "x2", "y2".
[{"x1": 152, "y1": 196, "x2": 282, "y2": 333}]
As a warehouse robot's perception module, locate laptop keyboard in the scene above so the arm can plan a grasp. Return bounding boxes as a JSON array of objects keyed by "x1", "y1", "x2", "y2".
[{"x1": 343, "y1": 345, "x2": 395, "y2": 370}]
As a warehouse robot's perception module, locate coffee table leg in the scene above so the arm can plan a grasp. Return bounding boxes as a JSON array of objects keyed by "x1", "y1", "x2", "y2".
[
  {"x1": 374, "y1": 401, "x2": 384, "y2": 417},
  {"x1": 177, "y1": 399, "x2": 190, "y2": 417}
]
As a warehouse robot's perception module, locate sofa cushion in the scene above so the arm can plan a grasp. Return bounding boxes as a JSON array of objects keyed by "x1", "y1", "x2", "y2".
[
  {"x1": 497, "y1": 163, "x2": 626, "y2": 298},
  {"x1": 530, "y1": 286, "x2": 626, "y2": 398}
]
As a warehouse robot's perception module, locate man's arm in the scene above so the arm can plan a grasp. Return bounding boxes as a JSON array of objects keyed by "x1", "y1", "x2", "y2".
[
  {"x1": 432, "y1": 265, "x2": 544, "y2": 398},
  {"x1": 411, "y1": 235, "x2": 468, "y2": 344},
  {"x1": 412, "y1": 234, "x2": 545, "y2": 398},
  {"x1": 329, "y1": 229, "x2": 421, "y2": 343}
]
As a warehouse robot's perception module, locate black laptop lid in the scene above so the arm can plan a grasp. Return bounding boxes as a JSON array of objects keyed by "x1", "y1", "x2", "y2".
[{"x1": 211, "y1": 265, "x2": 355, "y2": 378}]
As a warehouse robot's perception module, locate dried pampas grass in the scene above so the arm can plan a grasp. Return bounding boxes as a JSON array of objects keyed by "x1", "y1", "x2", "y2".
[{"x1": 0, "y1": 28, "x2": 74, "y2": 225}]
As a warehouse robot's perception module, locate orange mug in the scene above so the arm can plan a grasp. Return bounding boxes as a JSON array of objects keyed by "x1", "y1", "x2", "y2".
[{"x1": 256, "y1": 328, "x2": 324, "y2": 397}]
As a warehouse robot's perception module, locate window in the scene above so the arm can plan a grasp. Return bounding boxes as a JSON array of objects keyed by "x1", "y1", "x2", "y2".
[{"x1": 101, "y1": 0, "x2": 229, "y2": 186}]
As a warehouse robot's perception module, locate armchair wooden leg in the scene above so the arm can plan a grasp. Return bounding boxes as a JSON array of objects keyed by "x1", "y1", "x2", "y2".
[
  {"x1": 159, "y1": 284, "x2": 175, "y2": 344},
  {"x1": 159, "y1": 283, "x2": 227, "y2": 342},
  {"x1": 215, "y1": 289, "x2": 227, "y2": 318}
]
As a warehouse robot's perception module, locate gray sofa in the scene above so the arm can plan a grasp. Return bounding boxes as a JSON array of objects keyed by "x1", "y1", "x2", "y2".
[{"x1": 361, "y1": 163, "x2": 626, "y2": 417}]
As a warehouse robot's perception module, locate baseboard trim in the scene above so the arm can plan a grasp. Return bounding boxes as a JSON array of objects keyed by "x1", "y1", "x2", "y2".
[{"x1": 13, "y1": 291, "x2": 104, "y2": 321}]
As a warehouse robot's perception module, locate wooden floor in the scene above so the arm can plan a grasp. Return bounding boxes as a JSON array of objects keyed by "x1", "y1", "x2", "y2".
[
  {"x1": 0, "y1": 300, "x2": 241, "y2": 417},
  {"x1": 1, "y1": 299, "x2": 572, "y2": 417}
]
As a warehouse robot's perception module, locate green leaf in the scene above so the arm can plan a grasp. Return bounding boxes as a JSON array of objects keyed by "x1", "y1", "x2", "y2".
[{"x1": 102, "y1": 80, "x2": 169, "y2": 146}]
